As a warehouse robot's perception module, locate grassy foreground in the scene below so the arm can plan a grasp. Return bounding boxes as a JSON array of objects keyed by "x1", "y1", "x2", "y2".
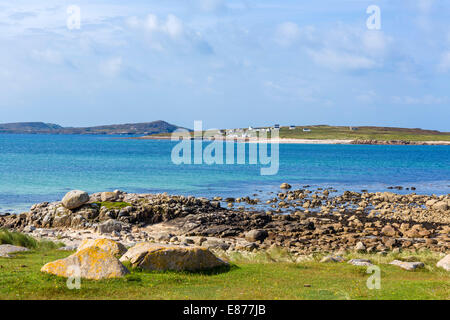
[{"x1": 0, "y1": 248, "x2": 448, "y2": 300}]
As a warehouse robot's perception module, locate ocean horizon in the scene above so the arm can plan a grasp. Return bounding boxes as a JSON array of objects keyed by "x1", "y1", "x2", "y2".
[{"x1": 0, "y1": 133, "x2": 449, "y2": 213}]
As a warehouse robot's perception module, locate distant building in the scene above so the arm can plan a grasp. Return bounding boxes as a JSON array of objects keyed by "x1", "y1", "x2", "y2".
[
  {"x1": 289, "y1": 125, "x2": 296, "y2": 130},
  {"x1": 349, "y1": 126, "x2": 358, "y2": 131},
  {"x1": 273, "y1": 124, "x2": 280, "y2": 129},
  {"x1": 248, "y1": 126, "x2": 254, "y2": 130},
  {"x1": 303, "y1": 128, "x2": 311, "y2": 132}
]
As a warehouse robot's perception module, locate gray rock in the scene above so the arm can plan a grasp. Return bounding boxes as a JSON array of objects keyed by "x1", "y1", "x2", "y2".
[
  {"x1": 244, "y1": 229, "x2": 268, "y2": 242},
  {"x1": 101, "y1": 191, "x2": 118, "y2": 202},
  {"x1": 58, "y1": 245, "x2": 78, "y2": 251},
  {"x1": 348, "y1": 259, "x2": 373, "y2": 266},
  {"x1": 97, "y1": 219, "x2": 123, "y2": 234},
  {"x1": 389, "y1": 260, "x2": 424, "y2": 271},
  {"x1": 0, "y1": 244, "x2": 30, "y2": 257},
  {"x1": 436, "y1": 254, "x2": 450, "y2": 271},
  {"x1": 62, "y1": 190, "x2": 89, "y2": 210}
]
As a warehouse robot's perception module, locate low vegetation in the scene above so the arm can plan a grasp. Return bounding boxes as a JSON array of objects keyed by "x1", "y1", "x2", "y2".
[
  {"x1": 0, "y1": 242, "x2": 448, "y2": 300},
  {"x1": 93, "y1": 201, "x2": 132, "y2": 210},
  {"x1": 0, "y1": 229, "x2": 63, "y2": 251}
]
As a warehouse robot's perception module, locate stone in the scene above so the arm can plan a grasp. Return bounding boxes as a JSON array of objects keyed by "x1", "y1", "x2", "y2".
[
  {"x1": 320, "y1": 255, "x2": 344, "y2": 263},
  {"x1": 354, "y1": 241, "x2": 366, "y2": 252},
  {"x1": 381, "y1": 225, "x2": 396, "y2": 237},
  {"x1": 244, "y1": 229, "x2": 269, "y2": 242},
  {"x1": 120, "y1": 243, "x2": 227, "y2": 272},
  {"x1": 280, "y1": 183, "x2": 292, "y2": 189},
  {"x1": 62, "y1": 190, "x2": 89, "y2": 210},
  {"x1": 0, "y1": 244, "x2": 30, "y2": 257},
  {"x1": 97, "y1": 219, "x2": 124, "y2": 234},
  {"x1": 41, "y1": 246, "x2": 129, "y2": 280},
  {"x1": 77, "y1": 238, "x2": 127, "y2": 257},
  {"x1": 348, "y1": 259, "x2": 373, "y2": 266},
  {"x1": 101, "y1": 192, "x2": 118, "y2": 202},
  {"x1": 432, "y1": 201, "x2": 448, "y2": 211},
  {"x1": 436, "y1": 254, "x2": 450, "y2": 271},
  {"x1": 389, "y1": 260, "x2": 424, "y2": 271}
]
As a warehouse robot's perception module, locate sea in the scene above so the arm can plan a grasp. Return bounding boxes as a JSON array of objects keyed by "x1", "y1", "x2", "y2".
[{"x1": 0, "y1": 134, "x2": 449, "y2": 213}]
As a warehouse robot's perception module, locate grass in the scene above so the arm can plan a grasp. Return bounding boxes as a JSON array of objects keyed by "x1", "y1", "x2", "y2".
[
  {"x1": 0, "y1": 229, "x2": 64, "y2": 251},
  {"x1": 0, "y1": 245, "x2": 448, "y2": 300},
  {"x1": 93, "y1": 201, "x2": 132, "y2": 210},
  {"x1": 277, "y1": 125, "x2": 450, "y2": 142},
  {"x1": 146, "y1": 125, "x2": 450, "y2": 142}
]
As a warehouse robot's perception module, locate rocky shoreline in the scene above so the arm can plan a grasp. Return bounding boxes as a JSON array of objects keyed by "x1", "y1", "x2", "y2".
[{"x1": 0, "y1": 187, "x2": 448, "y2": 258}]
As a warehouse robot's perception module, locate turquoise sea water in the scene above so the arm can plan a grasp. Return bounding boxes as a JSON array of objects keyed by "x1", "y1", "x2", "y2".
[{"x1": 0, "y1": 134, "x2": 449, "y2": 213}]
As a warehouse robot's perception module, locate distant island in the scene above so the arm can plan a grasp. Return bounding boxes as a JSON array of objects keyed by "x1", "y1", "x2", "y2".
[
  {"x1": 0, "y1": 120, "x2": 183, "y2": 135},
  {"x1": 141, "y1": 125, "x2": 450, "y2": 145}
]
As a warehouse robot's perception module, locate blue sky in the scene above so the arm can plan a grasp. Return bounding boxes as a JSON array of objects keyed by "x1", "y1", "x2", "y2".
[{"x1": 0, "y1": 0, "x2": 449, "y2": 131}]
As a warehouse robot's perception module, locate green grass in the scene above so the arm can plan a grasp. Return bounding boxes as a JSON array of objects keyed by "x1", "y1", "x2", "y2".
[
  {"x1": 276, "y1": 125, "x2": 450, "y2": 141},
  {"x1": 0, "y1": 248, "x2": 448, "y2": 300},
  {"x1": 93, "y1": 201, "x2": 132, "y2": 210},
  {"x1": 0, "y1": 229, "x2": 64, "y2": 251}
]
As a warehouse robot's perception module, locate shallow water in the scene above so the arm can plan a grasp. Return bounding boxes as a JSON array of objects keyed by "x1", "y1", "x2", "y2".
[{"x1": 0, "y1": 134, "x2": 449, "y2": 213}]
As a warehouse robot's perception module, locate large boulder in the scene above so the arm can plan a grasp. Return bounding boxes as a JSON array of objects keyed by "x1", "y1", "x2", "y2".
[
  {"x1": 62, "y1": 190, "x2": 89, "y2": 210},
  {"x1": 120, "y1": 243, "x2": 227, "y2": 272},
  {"x1": 436, "y1": 254, "x2": 450, "y2": 271},
  {"x1": 77, "y1": 238, "x2": 127, "y2": 257},
  {"x1": 41, "y1": 246, "x2": 129, "y2": 280}
]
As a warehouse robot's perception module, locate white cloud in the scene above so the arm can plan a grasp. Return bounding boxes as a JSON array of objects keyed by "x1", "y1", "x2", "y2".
[
  {"x1": 307, "y1": 49, "x2": 377, "y2": 71},
  {"x1": 100, "y1": 57, "x2": 122, "y2": 77},
  {"x1": 275, "y1": 22, "x2": 301, "y2": 46},
  {"x1": 196, "y1": 0, "x2": 226, "y2": 13},
  {"x1": 129, "y1": 13, "x2": 184, "y2": 39}
]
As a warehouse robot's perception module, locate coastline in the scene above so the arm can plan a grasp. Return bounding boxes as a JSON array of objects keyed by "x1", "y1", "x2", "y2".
[{"x1": 133, "y1": 135, "x2": 450, "y2": 145}]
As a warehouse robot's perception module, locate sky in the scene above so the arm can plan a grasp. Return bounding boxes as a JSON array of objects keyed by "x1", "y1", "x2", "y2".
[{"x1": 0, "y1": 0, "x2": 449, "y2": 131}]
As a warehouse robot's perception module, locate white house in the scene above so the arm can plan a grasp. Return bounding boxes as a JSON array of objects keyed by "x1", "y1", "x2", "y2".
[{"x1": 303, "y1": 128, "x2": 311, "y2": 132}]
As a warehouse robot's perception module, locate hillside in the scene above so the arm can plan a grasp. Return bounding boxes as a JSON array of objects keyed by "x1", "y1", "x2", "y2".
[{"x1": 0, "y1": 121, "x2": 183, "y2": 135}]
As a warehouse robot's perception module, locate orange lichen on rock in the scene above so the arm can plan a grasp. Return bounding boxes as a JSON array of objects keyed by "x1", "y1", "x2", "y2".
[{"x1": 41, "y1": 246, "x2": 129, "y2": 280}]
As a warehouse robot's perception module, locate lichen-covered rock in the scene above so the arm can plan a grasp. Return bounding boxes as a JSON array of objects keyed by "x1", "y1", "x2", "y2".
[
  {"x1": 62, "y1": 190, "x2": 89, "y2": 210},
  {"x1": 436, "y1": 254, "x2": 450, "y2": 271},
  {"x1": 120, "y1": 243, "x2": 227, "y2": 272},
  {"x1": 77, "y1": 238, "x2": 127, "y2": 257},
  {"x1": 41, "y1": 246, "x2": 129, "y2": 280},
  {"x1": 348, "y1": 259, "x2": 373, "y2": 266}
]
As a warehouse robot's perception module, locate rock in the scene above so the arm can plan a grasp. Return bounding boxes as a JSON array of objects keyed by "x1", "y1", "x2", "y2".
[
  {"x1": 320, "y1": 255, "x2": 344, "y2": 263},
  {"x1": 62, "y1": 190, "x2": 89, "y2": 210},
  {"x1": 389, "y1": 260, "x2": 424, "y2": 271},
  {"x1": 348, "y1": 259, "x2": 373, "y2": 266},
  {"x1": 354, "y1": 241, "x2": 366, "y2": 252},
  {"x1": 41, "y1": 246, "x2": 129, "y2": 280},
  {"x1": 381, "y1": 225, "x2": 396, "y2": 237},
  {"x1": 120, "y1": 243, "x2": 227, "y2": 272},
  {"x1": 77, "y1": 238, "x2": 127, "y2": 257},
  {"x1": 97, "y1": 219, "x2": 124, "y2": 234},
  {"x1": 0, "y1": 244, "x2": 30, "y2": 257},
  {"x1": 432, "y1": 201, "x2": 448, "y2": 211},
  {"x1": 244, "y1": 229, "x2": 269, "y2": 242},
  {"x1": 436, "y1": 254, "x2": 450, "y2": 271},
  {"x1": 101, "y1": 192, "x2": 118, "y2": 202},
  {"x1": 280, "y1": 183, "x2": 292, "y2": 189}
]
